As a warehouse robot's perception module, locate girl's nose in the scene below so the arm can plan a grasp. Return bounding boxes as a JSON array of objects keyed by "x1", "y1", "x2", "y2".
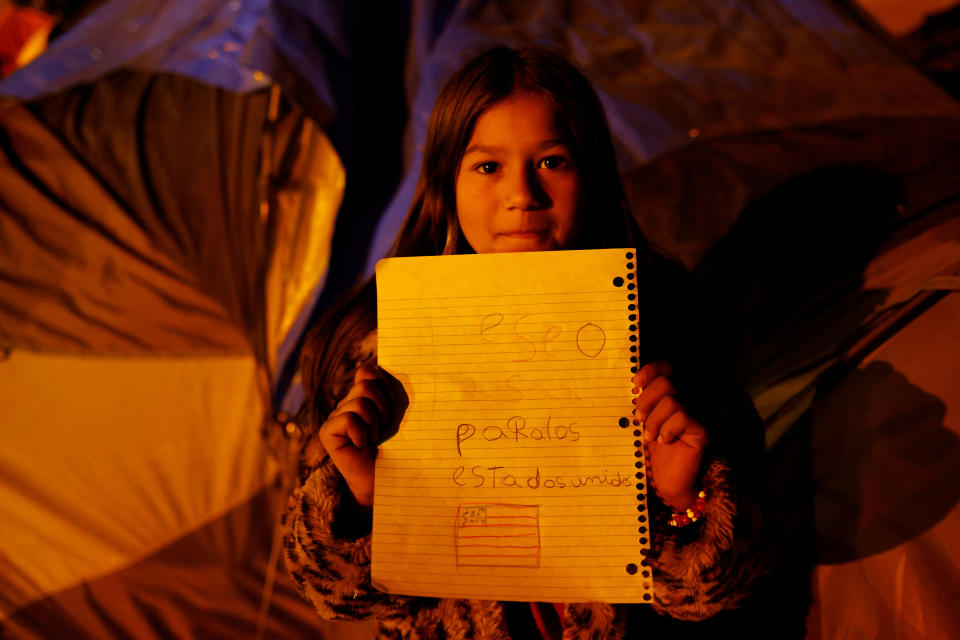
[{"x1": 504, "y1": 164, "x2": 547, "y2": 211}]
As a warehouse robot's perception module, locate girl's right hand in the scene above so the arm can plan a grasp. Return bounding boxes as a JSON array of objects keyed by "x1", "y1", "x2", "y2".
[{"x1": 319, "y1": 365, "x2": 389, "y2": 507}]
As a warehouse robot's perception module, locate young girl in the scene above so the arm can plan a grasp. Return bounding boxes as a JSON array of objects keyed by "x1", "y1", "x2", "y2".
[{"x1": 284, "y1": 46, "x2": 768, "y2": 639}]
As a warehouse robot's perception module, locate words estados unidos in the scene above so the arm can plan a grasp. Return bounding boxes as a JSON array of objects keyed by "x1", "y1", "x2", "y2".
[
  {"x1": 456, "y1": 415, "x2": 579, "y2": 456},
  {"x1": 452, "y1": 465, "x2": 631, "y2": 489}
]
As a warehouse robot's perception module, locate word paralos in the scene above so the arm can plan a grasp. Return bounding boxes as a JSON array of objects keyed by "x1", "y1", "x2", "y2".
[{"x1": 456, "y1": 416, "x2": 579, "y2": 456}]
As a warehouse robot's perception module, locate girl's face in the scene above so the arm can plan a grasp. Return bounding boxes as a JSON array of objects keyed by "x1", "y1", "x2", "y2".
[{"x1": 455, "y1": 92, "x2": 582, "y2": 253}]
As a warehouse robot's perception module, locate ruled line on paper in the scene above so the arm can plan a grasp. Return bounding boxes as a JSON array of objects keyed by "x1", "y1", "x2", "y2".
[
  {"x1": 372, "y1": 580, "x2": 648, "y2": 599},
  {"x1": 378, "y1": 556, "x2": 643, "y2": 564},
  {"x1": 382, "y1": 424, "x2": 633, "y2": 442},
  {"x1": 376, "y1": 420, "x2": 627, "y2": 424},
  {"x1": 365, "y1": 583, "x2": 653, "y2": 601},
  {"x1": 394, "y1": 374, "x2": 631, "y2": 384},
  {"x1": 375, "y1": 491, "x2": 635, "y2": 498},
  {"x1": 375, "y1": 365, "x2": 628, "y2": 374},
  {"x1": 379, "y1": 457, "x2": 635, "y2": 465},
  {"x1": 370, "y1": 583, "x2": 646, "y2": 592},
  {"x1": 383, "y1": 445, "x2": 630, "y2": 454},
  {"x1": 378, "y1": 344, "x2": 629, "y2": 356},
  {"x1": 379, "y1": 297, "x2": 625, "y2": 306},
  {"x1": 377, "y1": 542, "x2": 631, "y2": 548},
  {"x1": 375, "y1": 529, "x2": 637, "y2": 536},
  {"x1": 378, "y1": 289, "x2": 628, "y2": 303},
  {"x1": 374, "y1": 415, "x2": 631, "y2": 423},
  {"x1": 404, "y1": 396, "x2": 626, "y2": 409},
  {"x1": 376, "y1": 464, "x2": 638, "y2": 471},
  {"x1": 402, "y1": 383, "x2": 631, "y2": 392},
  {"x1": 385, "y1": 436, "x2": 630, "y2": 445},
  {"x1": 374, "y1": 539, "x2": 633, "y2": 547},
  {"x1": 403, "y1": 405, "x2": 627, "y2": 413},
  {"x1": 378, "y1": 310, "x2": 629, "y2": 325},
  {"x1": 384, "y1": 452, "x2": 633, "y2": 462}
]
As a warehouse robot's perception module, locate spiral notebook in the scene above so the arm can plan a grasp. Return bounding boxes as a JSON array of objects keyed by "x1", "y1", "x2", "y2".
[{"x1": 371, "y1": 248, "x2": 653, "y2": 603}]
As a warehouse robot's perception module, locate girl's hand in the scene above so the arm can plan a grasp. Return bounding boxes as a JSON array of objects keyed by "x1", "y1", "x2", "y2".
[
  {"x1": 319, "y1": 365, "x2": 389, "y2": 507},
  {"x1": 633, "y1": 361, "x2": 709, "y2": 510}
]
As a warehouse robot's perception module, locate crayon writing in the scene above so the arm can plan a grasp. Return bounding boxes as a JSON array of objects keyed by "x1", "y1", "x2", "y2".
[
  {"x1": 455, "y1": 503, "x2": 540, "y2": 568},
  {"x1": 452, "y1": 465, "x2": 631, "y2": 489},
  {"x1": 456, "y1": 416, "x2": 580, "y2": 456},
  {"x1": 477, "y1": 313, "x2": 607, "y2": 361}
]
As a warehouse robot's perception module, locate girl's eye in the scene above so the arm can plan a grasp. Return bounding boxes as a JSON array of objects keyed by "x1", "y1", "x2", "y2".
[
  {"x1": 538, "y1": 155, "x2": 568, "y2": 170},
  {"x1": 475, "y1": 162, "x2": 499, "y2": 174}
]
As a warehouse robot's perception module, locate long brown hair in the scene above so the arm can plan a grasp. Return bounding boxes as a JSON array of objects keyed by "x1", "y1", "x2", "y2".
[{"x1": 301, "y1": 46, "x2": 650, "y2": 430}]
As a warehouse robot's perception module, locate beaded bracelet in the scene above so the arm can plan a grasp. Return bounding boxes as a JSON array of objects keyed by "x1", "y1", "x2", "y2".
[{"x1": 668, "y1": 489, "x2": 707, "y2": 527}]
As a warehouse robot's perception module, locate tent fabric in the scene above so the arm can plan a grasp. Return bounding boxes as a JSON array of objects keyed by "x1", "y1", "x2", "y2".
[
  {"x1": 0, "y1": 351, "x2": 271, "y2": 617},
  {"x1": 694, "y1": 168, "x2": 960, "y2": 401},
  {"x1": 806, "y1": 291, "x2": 960, "y2": 640},
  {"x1": 1, "y1": 65, "x2": 343, "y2": 371},
  {"x1": 262, "y1": 100, "x2": 345, "y2": 378},
  {"x1": 0, "y1": 74, "x2": 267, "y2": 356},
  {"x1": 1, "y1": 68, "x2": 346, "y2": 636},
  {"x1": 622, "y1": 116, "x2": 960, "y2": 271},
  {"x1": 3, "y1": 486, "x2": 376, "y2": 640}
]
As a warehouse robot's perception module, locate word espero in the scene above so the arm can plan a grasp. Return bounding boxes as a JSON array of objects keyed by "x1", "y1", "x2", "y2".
[{"x1": 480, "y1": 313, "x2": 607, "y2": 361}]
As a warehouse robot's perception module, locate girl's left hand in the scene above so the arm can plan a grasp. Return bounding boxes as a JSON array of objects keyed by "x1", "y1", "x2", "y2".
[{"x1": 633, "y1": 361, "x2": 709, "y2": 510}]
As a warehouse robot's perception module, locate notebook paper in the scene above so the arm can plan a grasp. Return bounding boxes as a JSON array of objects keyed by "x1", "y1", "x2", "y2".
[{"x1": 372, "y1": 248, "x2": 653, "y2": 603}]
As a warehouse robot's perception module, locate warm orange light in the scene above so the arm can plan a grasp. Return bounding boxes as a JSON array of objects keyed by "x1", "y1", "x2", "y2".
[
  {"x1": 0, "y1": 4, "x2": 54, "y2": 77},
  {"x1": 855, "y1": 0, "x2": 960, "y2": 36}
]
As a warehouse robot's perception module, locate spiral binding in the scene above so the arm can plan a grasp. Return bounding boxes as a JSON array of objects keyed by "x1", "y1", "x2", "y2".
[{"x1": 613, "y1": 249, "x2": 653, "y2": 599}]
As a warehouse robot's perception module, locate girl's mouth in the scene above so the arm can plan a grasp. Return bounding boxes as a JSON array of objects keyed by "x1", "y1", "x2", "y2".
[{"x1": 499, "y1": 229, "x2": 549, "y2": 237}]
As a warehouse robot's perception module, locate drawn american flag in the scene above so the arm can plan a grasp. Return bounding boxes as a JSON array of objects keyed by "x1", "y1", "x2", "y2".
[{"x1": 455, "y1": 503, "x2": 540, "y2": 568}]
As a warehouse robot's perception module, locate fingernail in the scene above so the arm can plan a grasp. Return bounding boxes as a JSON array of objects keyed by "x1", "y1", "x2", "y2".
[
  {"x1": 656, "y1": 434, "x2": 664, "y2": 444},
  {"x1": 644, "y1": 430, "x2": 653, "y2": 442}
]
